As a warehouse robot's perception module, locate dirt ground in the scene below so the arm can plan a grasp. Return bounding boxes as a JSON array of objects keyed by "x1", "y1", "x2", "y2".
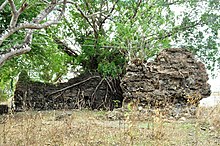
[{"x1": 0, "y1": 108, "x2": 220, "y2": 146}]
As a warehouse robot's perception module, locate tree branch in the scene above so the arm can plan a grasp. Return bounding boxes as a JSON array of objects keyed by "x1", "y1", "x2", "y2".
[
  {"x1": 32, "y1": 2, "x2": 58, "y2": 23},
  {"x1": 1, "y1": 0, "x2": 67, "y2": 45},
  {"x1": 100, "y1": 0, "x2": 118, "y2": 26},
  {"x1": 0, "y1": 21, "x2": 59, "y2": 45},
  {"x1": 0, "y1": 0, "x2": 8, "y2": 12},
  {"x1": 129, "y1": 0, "x2": 142, "y2": 20},
  {"x1": 8, "y1": 0, "x2": 16, "y2": 14},
  {"x1": 8, "y1": 0, "x2": 18, "y2": 28},
  {"x1": 0, "y1": 44, "x2": 31, "y2": 66},
  {"x1": 0, "y1": 0, "x2": 67, "y2": 67},
  {"x1": 74, "y1": 3, "x2": 94, "y2": 30},
  {"x1": 17, "y1": 1, "x2": 28, "y2": 14},
  {"x1": 53, "y1": 36, "x2": 79, "y2": 57}
]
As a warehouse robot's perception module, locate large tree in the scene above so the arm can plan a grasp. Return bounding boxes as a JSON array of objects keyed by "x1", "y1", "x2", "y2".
[{"x1": 59, "y1": 0, "x2": 220, "y2": 75}]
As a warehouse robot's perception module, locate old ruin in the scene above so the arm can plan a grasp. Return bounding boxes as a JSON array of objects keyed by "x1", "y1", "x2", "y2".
[
  {"x1": 13, "y1": 48, "x2": 211, "y2": 114},
  {"x1": 14, "y1": 72, "x2": 123, "y2": 112},
  {"x1": 121, "y1": 48, "x2": 211, "y2": 109}
]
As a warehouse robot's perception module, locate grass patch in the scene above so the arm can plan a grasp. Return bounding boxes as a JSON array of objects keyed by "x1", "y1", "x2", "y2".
[{"x1": 0, "y1": 105, "x2": 220, "y2": 145}]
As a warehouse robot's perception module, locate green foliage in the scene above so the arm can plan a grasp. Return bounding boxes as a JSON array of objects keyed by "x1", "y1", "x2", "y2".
[
  {"x1": 51, "y1": 0, "x2": 220, "y2": 77},
  {"x1": 0, "y1": 1, "x2": 74, "y2": 98}
]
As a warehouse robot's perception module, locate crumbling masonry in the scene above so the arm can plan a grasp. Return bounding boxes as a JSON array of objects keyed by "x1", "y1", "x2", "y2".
[{"x1": 121, "y1": 48, "x2": 211, "y2": 108}]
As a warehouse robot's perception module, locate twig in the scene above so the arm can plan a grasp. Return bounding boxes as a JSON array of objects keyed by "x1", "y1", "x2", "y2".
[
  {"x1": 100, "y1": 0, "x2": 119, "y2": 26},
  {"x1": 129, "y1": 0, "x2": 142, "y2": 20}
]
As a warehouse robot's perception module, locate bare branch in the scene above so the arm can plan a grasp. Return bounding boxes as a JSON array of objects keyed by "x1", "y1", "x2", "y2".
[
  {"x1": 9, "y1": 1, "x2": 29, "y2": 28},
  {"x1": 17, "y1": 2, "x2": 28, "y2": 14},
  {"x1": 8, "y1": 0, "x2": 19, "y2": 28},
  {"x1": 0, "y1": 44, "x2": 31, "y2": 66},
  {"x1": 8, "y1": 0, "x2": 17, "y2": 14},
  {"x1": 0, "y1": 0, "x2": 8, "y2": 12},
  {"x1": 32, "y1": 3, "x2": 58, "y2": 23},
  {"x1": 0, "y1": 21, "x2": 59, "y2": 45},
  {"x1": 1, "y1": 0, "x2": 67, "y2": 45}
]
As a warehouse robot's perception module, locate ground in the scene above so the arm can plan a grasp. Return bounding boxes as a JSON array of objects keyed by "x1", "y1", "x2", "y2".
[{"x1": 0, "y1": 106, "x2": 220, "y2": 146}]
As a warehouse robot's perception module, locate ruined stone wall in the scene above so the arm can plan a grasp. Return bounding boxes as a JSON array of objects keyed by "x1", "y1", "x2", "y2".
[
  {"x1": 121, "y1": 48, "x2": 211, "y2": 108},
  {"x1": 13, "y1": 48, "x2": 211, "y2": 113},
  {"x1": 14, "y1": 73, "x2": 123, "y2": 111}
]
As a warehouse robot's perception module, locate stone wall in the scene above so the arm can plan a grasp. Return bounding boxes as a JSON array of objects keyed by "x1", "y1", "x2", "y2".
[
  {"x1": 14, "y1": 73, "x2": 123, "y2": 111},
  {"x1": 121, "y1": 48, "x2": 211, "y2": 108}
]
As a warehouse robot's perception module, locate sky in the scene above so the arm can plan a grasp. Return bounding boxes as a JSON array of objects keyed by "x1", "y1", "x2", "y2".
[{"x1": 208, "y1": 72, "x2": 220, "y2": 92}]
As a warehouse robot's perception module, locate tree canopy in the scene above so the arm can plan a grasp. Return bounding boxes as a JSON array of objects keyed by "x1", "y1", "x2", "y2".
[{"x1": 0, "y1": 0, "x2": 219, "y2": 99}]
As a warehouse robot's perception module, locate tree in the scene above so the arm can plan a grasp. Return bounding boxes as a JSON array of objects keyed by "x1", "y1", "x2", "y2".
[
  {"x1": 0, "y1": 0, "x2": 67, "y2": 67},
  {"x1": 59, "y1": 0, "x2": 220, "y2": 76},
  {"x1": 0, "y1": 0, "x2": 72, "y2": 98}
]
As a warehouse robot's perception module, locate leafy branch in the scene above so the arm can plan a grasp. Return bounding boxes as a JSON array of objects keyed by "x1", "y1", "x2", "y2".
[{"x1": 0, "y1": 0, "x2": 67, "y2": 67}]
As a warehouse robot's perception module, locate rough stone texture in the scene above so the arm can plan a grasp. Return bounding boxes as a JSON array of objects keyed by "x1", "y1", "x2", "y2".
[
  {"x1": 0, "y1": 104, "x2": 8, "y2": 114},
  {"x1": 121, "y1": 48, "x2": 211, "y2": 109},
  {"x1": 14, "y1": 72, "x2": 123, "y2": 112}
]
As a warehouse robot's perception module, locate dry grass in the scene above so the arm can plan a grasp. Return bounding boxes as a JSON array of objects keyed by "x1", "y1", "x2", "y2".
[{"x1": 0, "y1": 105, "x2": 220, "y2": 146}]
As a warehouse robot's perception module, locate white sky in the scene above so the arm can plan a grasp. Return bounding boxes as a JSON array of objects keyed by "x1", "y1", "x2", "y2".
[{"x1": 208, "y1": 72, "x2": 220, "y2": 92}]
